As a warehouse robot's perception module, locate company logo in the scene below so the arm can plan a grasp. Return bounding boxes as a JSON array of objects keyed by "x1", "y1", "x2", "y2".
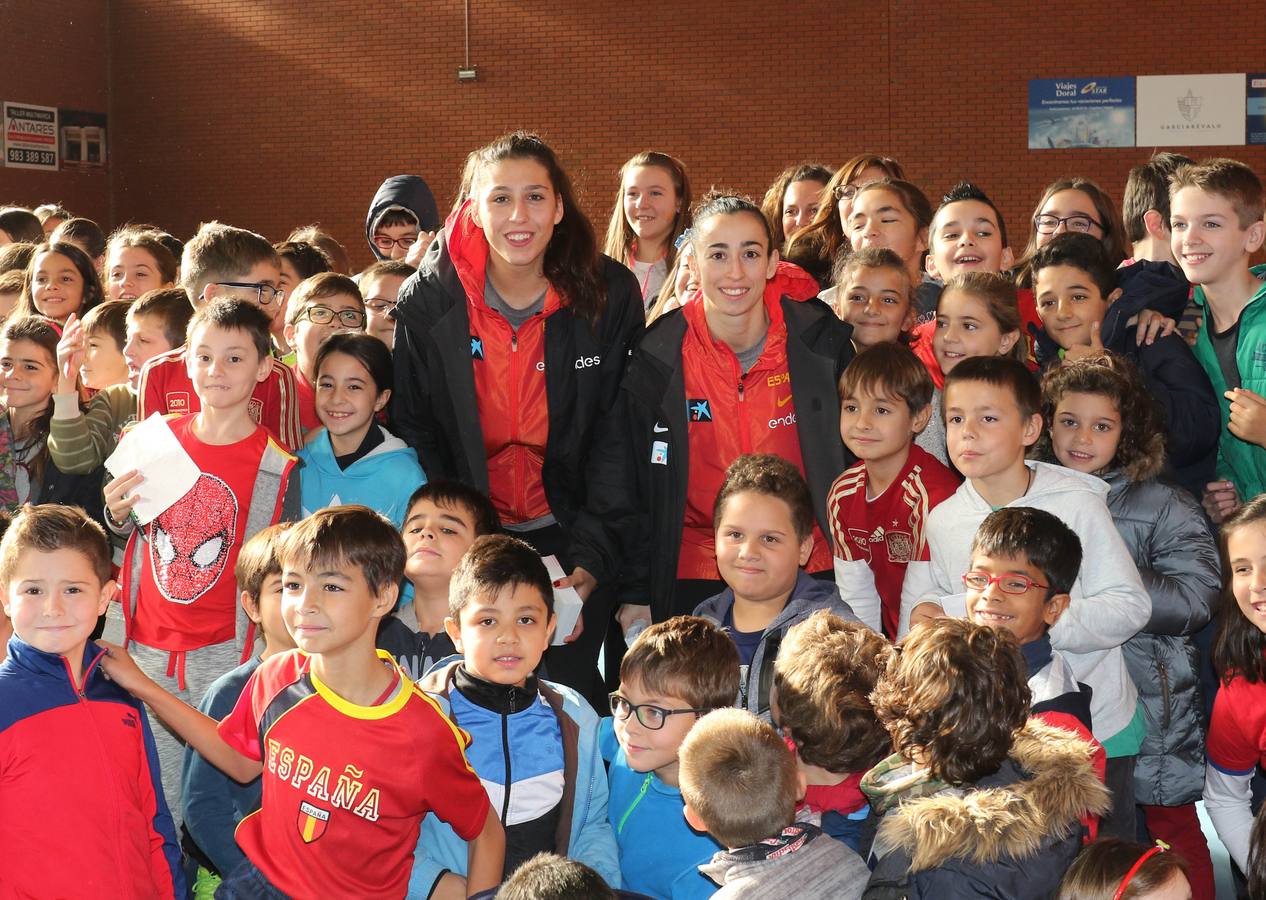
[
  {"x1": 688, "y1": 399, "x2": 712, "y2": 422},
  {"x1": 120, "y1": 711, "x2": 139, "y2": 729},
  {"x1": 1253, "y1": 78, "x2": 1266, "y2": 89},
  {"x1": 1177, "y1": 89, "x2": 1203, "y2": 122},
  {"x1": 574, "y1": 354, "x2": 601, "y2": 370},
  {"x1": 297, "y1": 801, "x2": 331, "y2": 843},
  {"x1": 470, "y1": 336, "x2": 484, "y2": 360},
  {"x1": 1079, "y1": 81, "x2": 1108, "y2": 95},
  {"x1": 776, "y1": 394, "x2": 792, "y2": 408},
  {"x1": 651, "y1": 440, "x2": 669, "y2": 465},
  {"x1": 653, "y1": 422, "x2": 668, "y2": 433},
  {"x1": 768, "y1": 412, "x2": 797, "y2": 429}
]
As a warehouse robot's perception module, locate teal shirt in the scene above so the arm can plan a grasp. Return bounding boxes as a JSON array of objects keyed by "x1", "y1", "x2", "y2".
[{"x1": 1191, "y1": 266, "x2": 1266, "y2": 499}]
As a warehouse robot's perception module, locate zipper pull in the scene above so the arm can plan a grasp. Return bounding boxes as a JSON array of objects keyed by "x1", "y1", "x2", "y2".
[
  {"x1": 738, "y1": 381, "x2": 745, "y2": 401},
  {"x1": 511, "y1": 334, "x2": 518, "y2": 352}
]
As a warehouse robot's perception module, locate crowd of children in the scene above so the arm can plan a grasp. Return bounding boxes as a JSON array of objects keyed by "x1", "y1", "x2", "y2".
[{"x1": 3, "y1": 141, "x2": 1266, "y2": 900}]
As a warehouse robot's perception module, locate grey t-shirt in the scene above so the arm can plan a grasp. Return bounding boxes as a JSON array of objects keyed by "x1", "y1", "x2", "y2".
[
  {"x1": 736, "y1": 334, "x2": 768, "y2": 375},
  {"x1": 485, "y1": 275, "x2": 545, "y2": 332}
]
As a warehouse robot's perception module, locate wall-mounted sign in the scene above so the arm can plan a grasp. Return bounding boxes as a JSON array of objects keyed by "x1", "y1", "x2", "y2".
[
  {"x1": 3, "y1": 101, "x2": 58, "y2": 170},
  {"x1": 1137, "y1": 73, "x2": 1246, "y2": 146},
  {"x1": 1249, "y1": 74, "x2": 1266, "y2": 146},
  {"x1": 59, "y1": 109, "x2": 108, "y2": 170},
  {"x1": 1028, "y1": 78, "x2": 1135, "y2": 149}
]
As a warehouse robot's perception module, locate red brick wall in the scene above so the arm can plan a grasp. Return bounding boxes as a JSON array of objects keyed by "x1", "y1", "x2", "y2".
[
  {"x1": 20, "y1": 1, "x2": 1266, "y2": 271},
  {"x1": 0, "y1": 0, "x2": 111, "y2": 226}
]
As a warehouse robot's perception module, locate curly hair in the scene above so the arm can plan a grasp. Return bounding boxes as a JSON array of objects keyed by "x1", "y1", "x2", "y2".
[
  {"x1": 1032, "y1": 353, "x2": 1165, "y2": 482},
  {"x1": 773, "y1": 611, "x2": 894, "y2": 773},
  {"x1": 871, "y1": 618, "x2": 1030, "y2": 785}
]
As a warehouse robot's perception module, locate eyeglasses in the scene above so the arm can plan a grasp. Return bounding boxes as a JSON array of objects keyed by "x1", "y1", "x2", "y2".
[
  {"x1": 833, "y1": 184, "x2": 861, "y2": 202},
  {"x1": 961, "y1": 571, "x2": 1049, "y2": 595},
  {"x1": 292, "y1": 305, "x2": 365, "y2": 328},
  {"x1": 364, "y1": 298, "x2": 398, "y2": 315},
  {"x1": 372, "y1": 234, "x2": 418, "y2": 251},
  {"x1": 1112, "y1": 841, "x2": 1169, "y2": 900},
  {"x1": 211, "y1": 281, "x2": 284, "y2": 308},
  {"x1": 1033, "y1": 213, "x2": 1104, "y2": 235},
  {"x1": 609, "y1": 692, "x2": 707, "y2": 730}
]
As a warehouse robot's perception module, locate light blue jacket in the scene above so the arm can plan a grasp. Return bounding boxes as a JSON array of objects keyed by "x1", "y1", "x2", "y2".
[
  {"x1": 296, "y1": 425, "x2": 425, "y2": 526},
  {"x1": 406, "y1": 662, "x2": 619, "y2": 896}
]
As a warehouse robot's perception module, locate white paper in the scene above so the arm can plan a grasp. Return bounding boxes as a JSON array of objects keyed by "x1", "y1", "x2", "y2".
[
  {"x1": 542, "y1": 554, "x2": 583, "y2": 646},
  {"x1": 104, "y1": 413, "x2": 201, "y2": 525}
]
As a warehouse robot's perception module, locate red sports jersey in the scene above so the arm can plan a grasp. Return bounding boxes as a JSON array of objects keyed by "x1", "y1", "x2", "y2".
[
  {"x1": 676, "y1": 286, "x2": 832, "y2": 580},
  {"x1": 128, "y1": 416, "x2": 290, "y2": 651},
  {"x1": 826, "y1": 445, "x2": 958, "y2": 638},
  {"x1": 137, "y1": 346, "x2": 303, "y2": 450},
  {"x1": 1207, "y1": 672, "x2": 1266, "y2": 774},
  {"x1": 291, "y1": 365, "x2": 320, "y2": 435},
  {"x1": 218, "y1": 649, "x2": 490, "y2": 899}
]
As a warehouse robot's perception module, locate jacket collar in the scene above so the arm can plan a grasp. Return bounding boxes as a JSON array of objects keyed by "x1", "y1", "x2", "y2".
[
  {"x1": 452, "y1": 663, "x2": 539, "y2": 714},
  {"x1": 1020, "y1": 633, "x2": 1053, "y2": 677},
  {"x1": 444, "y1": 201, "x2": 562, "y2": 321},
  {"x1": 5, "y1": 635, "x2": 103, "y2": 683}
]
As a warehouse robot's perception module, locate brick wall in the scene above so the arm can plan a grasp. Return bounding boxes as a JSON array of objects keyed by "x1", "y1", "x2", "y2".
[
  {"x1": 13, "y1": 1, "x2": 1266, "y2": 271},
  {"x1": 0, "y1": 0, "x2": 111, "y2": 226}
]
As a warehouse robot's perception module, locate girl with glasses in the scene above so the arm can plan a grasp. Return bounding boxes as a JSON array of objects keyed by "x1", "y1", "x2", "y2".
[
  {"x1": 1017, "y1": 177, "x2": 1128, "y2": 287},
  {"x1": 282, "y1": 272, "x2": 367, "y2": 435}
]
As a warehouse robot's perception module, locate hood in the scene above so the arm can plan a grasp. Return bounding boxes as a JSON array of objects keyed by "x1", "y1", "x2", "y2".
[
  {"x1": 875, "y1": 718, "x2": 1110, "y2": 871},
  {"x1": 300, "y1": 426, "x2": 416, "y2": 478},
  {"x1": 365, "y1": 175, "x2": 440, "y2": 259},
  {"x1": 1101, "y1": 260, "x2": 1190, "y2": 347},
  {"x1": 959, "y1": 460, "x2": 1107, "y2": 515},
  {"x1": 771, "y1": 260, "x2": 821, "y2": 302},
  {"x1": 694, "y1": 570, "x2": 859, "y2": 631}
]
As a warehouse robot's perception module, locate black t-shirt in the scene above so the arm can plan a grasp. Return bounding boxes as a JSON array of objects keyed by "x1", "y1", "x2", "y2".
[{"x1": 1209, "y1": 315, "x2": 1243, "y2": 391}]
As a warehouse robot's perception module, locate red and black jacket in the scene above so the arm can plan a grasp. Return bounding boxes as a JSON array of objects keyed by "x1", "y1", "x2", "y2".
[{"x1": 389, "y1": 203, "x2": 644, "y2": 583}]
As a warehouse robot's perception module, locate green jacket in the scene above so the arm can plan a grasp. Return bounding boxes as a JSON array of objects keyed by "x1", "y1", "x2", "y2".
[{"x1": 1191, "y1": 265, "x2": 1266, "y2": 499}]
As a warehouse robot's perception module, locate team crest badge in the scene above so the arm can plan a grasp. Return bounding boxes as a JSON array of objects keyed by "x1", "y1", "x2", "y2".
[
  {"x1": 297, "y1": 800, "x2": 330, "y2": 843},
  {"x1": 247, "y1": 397, "x2": 264, "y2": 424}
]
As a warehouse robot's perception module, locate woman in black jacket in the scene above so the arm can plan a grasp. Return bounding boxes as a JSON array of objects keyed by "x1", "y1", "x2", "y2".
[{"x1": 390, "y1": 132, "x2": 643, "y2": 704}]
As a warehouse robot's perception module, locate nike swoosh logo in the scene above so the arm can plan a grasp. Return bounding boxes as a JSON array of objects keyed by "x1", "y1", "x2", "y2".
[
  {"x1": 777, "y1": 395, "x2": 792, "y2": 408},
  {"x1": 653, "y1": 424, "x2": 668, "y2": 433}
]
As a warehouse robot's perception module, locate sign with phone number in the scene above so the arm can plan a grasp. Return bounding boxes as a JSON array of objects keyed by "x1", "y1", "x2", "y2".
[{"x1": 3, "y1": 102, "x2": 59, "y2": 171}]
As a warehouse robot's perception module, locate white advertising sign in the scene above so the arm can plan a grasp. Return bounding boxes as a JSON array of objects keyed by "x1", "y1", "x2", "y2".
[
  {"x1": 3, "y1": 102, "x2": 59, "y2": 170},
  {"x1": 1136, "y1": 74, "x2": 1246, "y2": 147}
]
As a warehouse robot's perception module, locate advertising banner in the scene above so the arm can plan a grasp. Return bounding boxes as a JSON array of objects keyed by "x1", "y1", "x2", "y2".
[
  {"x1": 1249, "y1": 74, "x2": 1266, "y2": 146},
  {"x1": 1137, "y1": 73, "x2": 1246, "y2": 147},
  {"x1": 3, "y1": 102, "x2": 58, "y2": 170},
  {"x1": 1028, "y1": 78, "x2": 1135, "y2": 149}
]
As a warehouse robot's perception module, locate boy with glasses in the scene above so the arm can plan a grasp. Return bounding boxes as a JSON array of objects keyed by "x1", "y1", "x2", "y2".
[
  {"x1": 365, "y1": 174, "x2": 439, "y2": 263},
  {"x1": 602, "y1": 616, "x2": 740, "y2": 899},
  {"x1": 137, "y1": 222, "x2": 303, "y2": 449},
  {"x1": 281, "y1": 272, "x2": 367, "y2": 435},
  {"x1": 359, "y1": 258, "x2": 415, "y2": 348}
]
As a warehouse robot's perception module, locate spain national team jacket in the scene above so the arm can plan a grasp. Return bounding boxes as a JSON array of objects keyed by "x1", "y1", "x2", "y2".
[
  {"x1": 589, "y1": 282, "x2": 855, "y2": 621},
  {"x1": 0, "y1": 638, "x2": 184, "y2": 899},
  {"x1": 389, "y1": 202, "x2": 644, "y2": 584}
]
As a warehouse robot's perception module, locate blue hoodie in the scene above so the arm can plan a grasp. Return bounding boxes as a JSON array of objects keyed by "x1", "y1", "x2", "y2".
[
  {"x1": 366, "y1": 175, "x2": 440, "y2": 260},
  {"x1": 296, "y1": 425, "x2": 425, "y2": 527}
]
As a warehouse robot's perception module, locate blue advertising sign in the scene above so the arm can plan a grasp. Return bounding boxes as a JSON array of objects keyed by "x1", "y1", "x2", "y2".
[
  {"x1": 1249, "y1": 74, "x2": 1266, "y2": 146},
  {"x1": 1028, "y1": 77, "x2": 1136, "y2": 149}
]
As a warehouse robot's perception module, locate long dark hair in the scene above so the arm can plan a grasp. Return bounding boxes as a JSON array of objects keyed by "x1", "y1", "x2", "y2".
[
  {"x1": 1214, "y1": 494, "x2": 1266, "y2": 684},
  {"x1": 16, "y1": 241, "x2": 105, "y2": 321},
  {"x1": 2, "y1": 315, "x2": 61, "y2": 487},
  {"x1": 466, "y1": 132, "x2": 606, "y2": 329}
]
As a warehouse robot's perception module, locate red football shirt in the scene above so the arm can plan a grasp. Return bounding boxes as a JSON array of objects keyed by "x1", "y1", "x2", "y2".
[
  {"x1": 138, "y1": 347, "x2": 303, "y2": 450},
  {"x1": 826, "y1": 445, "x2": 959, "y2": 638},
  {"x1": 291, "y1": 364, "x2": 321, "y2": 435},
  {"x1": 1207, "y1": 672, "x2": 1266, "y2": 774},
  {"x1": 219, "y1": 650, "x2": 491, "y2": 899}
]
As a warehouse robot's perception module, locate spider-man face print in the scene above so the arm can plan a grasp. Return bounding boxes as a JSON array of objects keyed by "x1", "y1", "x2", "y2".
[{"x1": 148, "y1": 474, "x2": 237, "y2": 603}]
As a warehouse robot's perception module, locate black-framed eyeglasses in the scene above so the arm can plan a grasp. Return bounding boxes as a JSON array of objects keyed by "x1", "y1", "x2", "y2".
[
  {"x1": 291, "y1": 305, "x2": 365, "y2": 328},
  {"x1": 1033, "y1": 213, "x2": 1104, "y2": 235},
  {"x1": 364, "y1": 298, "x2": 398, "y2": 315},
  {"x1": 609, "y1": 692, "x2": 707, "y2": 730},
  {"x1": 833, "y1": 184, "x2": 861, "y2": 202},
  {"x1": 372, "y1": 234, "x2": 418, "y2": 251},
  {"x1": 211, "y1": 281, "x2": 284, "y2": 308},
  {"x1": 962, "y1": 571, "x2": 1050, "y2": 595}
]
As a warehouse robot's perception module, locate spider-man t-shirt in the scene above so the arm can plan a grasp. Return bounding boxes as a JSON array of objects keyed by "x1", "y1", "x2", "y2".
[{"x1": 130, "y1": 416, "x2": 274, "y2": 651}]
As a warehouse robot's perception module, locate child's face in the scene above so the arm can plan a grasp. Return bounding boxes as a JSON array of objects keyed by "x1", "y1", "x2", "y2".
[
  {"x1": 613, "y1": 675, "x2": 700, "y2": 782},
  {"x1": 841, "y1": 266, "x2": 914, "y2": 348},
  {"x1": 315, "y1": 351, "x2": 387, "y2": 442},
  {"x1": 277, "y1": 258, "x2": 305, "y2": 310},
  {"x1": 1050, "y1": 391, "x2": 1121, "y2": 476},
  {"x1": 848, "y1": 188, "x2": 927, "y2": 265},
  {"x1": 695, "y1": 212, "x2": 778, "y2": 324},
  {"x1": 714, "y1": 491, "x2": 813, "y2": 607},
  {"x1": 203, "y1": 259, "x2": 283, "y2": 313},
  {"x1": 782, "y1": 178, "x2": 826, "y2": 243},
  {"x1": 31, "y1": 251, "x2": 85, "y2": 323},
  {"x1": 282, "y1": 559, "x2": 396, "y2": 655},
  {"x1": 0, "y1": 338, "x2": 56, "y2": 414},
  {"x1": 402, "y1": 498, "x2": 478, "y2": 587},
  {"x1": 106, "y1": 246, "x2": 167, "y2": 301},
  {"x1": 933, "y1": 289, "x2": 1019, "y2": 374},
  {"x1": 964, "y1": 550, "x2": 1067, "y2": 645},
  {"x1": 445, "y1": 583, "x2": 555, "y2": 688},
  {"x1": 373, "y1": 222, "x2": 419, "y2": 261},
  {"x1": 929, "y1": 200, "x2": 1012, "y2": 278},
  {"x1": 1034, "y1": 189, "x2": 1105, "y2": 249},
  {"x1": 840, "y1": 386, "x2": 928, "y2": 463},
  {"x1": 360, "y1": 273, "x2": 407, "y2": 347},
  {"x1": 471, "y1": 157, "x2": 564, "y2": 270},
  {"x1": 285, "y1": 292, "x2": 365, "y2": 380},
  {"x1": 243, "y1": 572, "x2": 295, "y2": 654},
  {"x1": 81, "y1": 330, "x2": 130, "y2": 391},
  {"x1": 122, "y1": 313, "x2": 175, "y2": 389},
  {"x1": 945, "y1": 379, "x2": 1042, "y2": 480},
  {"x1": 623, "y1": 164, "x2": 680, "y2": 249},
  {"x1": 1228, "y1": 521, "x2": 1266, "y2": 635},
  {"x1": 1034, "y1": 264, "x2": 1118, "y2": 350},
  {"x1": 1170, "y1": 187, "x2": 1266, "y2": 287},
  {"x1": 186, "y1": 323, "x2": 271, "y2": 411},
  {"x1": 2, "y1": 548, "x2": 114, "y2": 661}
]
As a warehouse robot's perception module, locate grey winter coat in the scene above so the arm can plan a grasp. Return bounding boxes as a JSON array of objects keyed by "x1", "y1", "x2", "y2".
[
  {"x1": 1103, "y1": 470, "x2": 1219, "y2": 806},
  {"x1": 694, "y1": 570, "x2": 859, "y2": 720}
]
